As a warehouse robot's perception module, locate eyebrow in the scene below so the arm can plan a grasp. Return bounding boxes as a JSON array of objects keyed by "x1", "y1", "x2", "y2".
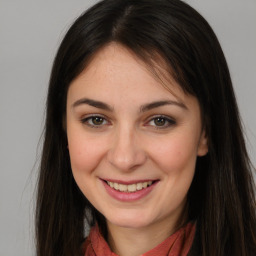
[
  {"x1": 140, "y1": 100, "x2": 187, "y2": 112},
  {"x1": 72, "y1": 98, "x2": 187, "y2": 112},
  {"x1": 72, "y1": 98, "x2": 113, "y2": 111}
]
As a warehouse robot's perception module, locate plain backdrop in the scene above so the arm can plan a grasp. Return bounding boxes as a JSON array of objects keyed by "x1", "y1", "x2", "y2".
[{"x1": 0, "y1": 0, "x2": 255, "y2": 255}]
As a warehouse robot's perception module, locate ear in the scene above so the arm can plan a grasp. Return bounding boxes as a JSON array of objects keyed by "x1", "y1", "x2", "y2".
[{"x1": 197, "y1": 130, "x2": 208, "y2": 156}]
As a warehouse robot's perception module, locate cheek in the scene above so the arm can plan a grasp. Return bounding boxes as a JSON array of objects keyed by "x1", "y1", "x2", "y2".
[
  {"x1": 150, "y1": 133, "x2": 199, "y2": 175},
  {"x1": 151, "y1": 134, "x2": 199, "y2": 210},
  {"x1": 67, "y1": 130, "x2": 105, "y2": 176}
]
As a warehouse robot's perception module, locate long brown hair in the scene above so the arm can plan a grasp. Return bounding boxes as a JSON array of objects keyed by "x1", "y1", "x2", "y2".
[{"x1": 36, "y1": 0, "x2": 256, "y2": 255}]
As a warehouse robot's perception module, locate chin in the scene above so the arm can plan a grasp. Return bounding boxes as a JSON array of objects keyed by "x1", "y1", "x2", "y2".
[{"x1": 106, "y1": 210, "x2": 153, "y2": 229}]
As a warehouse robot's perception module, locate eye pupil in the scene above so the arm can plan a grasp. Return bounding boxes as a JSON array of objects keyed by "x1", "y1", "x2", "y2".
[
  {"x1": 154, "y1": 117, "x2": 166, "y2": 126},
  {"x1": 92, "y1": 117, "x2": 104, "y2": 125}
]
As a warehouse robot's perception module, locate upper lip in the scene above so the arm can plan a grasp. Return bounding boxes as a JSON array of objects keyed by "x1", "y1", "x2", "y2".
[{"x1": 100, "y1": 178, "x2": 158, "y2": 185}]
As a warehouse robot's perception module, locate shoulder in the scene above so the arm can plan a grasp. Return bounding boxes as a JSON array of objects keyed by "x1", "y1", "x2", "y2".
[
  {"x1": 82, "y1": 236, "x2": 95, "y2": 256},
  {"x1": 187, "y1": 222, "x2": 201, "y2": 256},
  {"x1": 82, "y1": 236, "x2": 91, "y2": 251},
  {"x1": 82, "y1": 225, "x2": 110, "y2": 256}
]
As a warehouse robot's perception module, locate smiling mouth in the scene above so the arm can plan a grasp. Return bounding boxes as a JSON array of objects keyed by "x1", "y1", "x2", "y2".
[{"x1": 105, "y1": 180, "x2": 155, "y2": 193}]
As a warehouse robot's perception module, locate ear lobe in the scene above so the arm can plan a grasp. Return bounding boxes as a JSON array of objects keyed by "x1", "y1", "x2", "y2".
[{"x1": 197, "y1": 130, "x2": 208, "y2": 156}]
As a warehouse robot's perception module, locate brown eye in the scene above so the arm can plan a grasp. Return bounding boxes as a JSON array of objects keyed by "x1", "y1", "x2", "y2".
[
  {"x1": 91, "y1": 116, "x2": 104, "y2": 125},
  {"x1": 154, "y1": 117, "x2": 166, "y2": 126},
  {"x1": 81, "y1": 115, "x2": 108, "y2": 127},
  {"x1": 147, "y1": 115, "x2": 176, "y2": 129}
]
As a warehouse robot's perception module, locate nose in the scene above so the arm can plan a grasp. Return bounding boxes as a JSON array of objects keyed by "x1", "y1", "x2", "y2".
[{"x1": 107, "y1": 125, "x2": 147, "y2": 171}]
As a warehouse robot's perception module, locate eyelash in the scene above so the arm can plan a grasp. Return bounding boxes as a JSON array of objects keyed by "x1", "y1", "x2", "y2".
[
  {"x1": 80, "y1": 115, "x2": 176, "y2": 129},
  {"x1": 80, "y1": 115, "x2": 109, "y2": 128},
  {"x1": 146, "y1": 115, "x2": 176, "y2": 129}
]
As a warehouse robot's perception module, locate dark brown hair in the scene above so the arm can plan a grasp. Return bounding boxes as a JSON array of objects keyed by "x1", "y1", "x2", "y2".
[{"x1": 36, "y1": 0, "x2": 256, "y2": 255}]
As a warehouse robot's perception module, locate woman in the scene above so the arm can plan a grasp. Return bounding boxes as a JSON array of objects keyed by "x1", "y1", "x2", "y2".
[{"x1": 36, "y1": 0, "x2": 256, "y2": 255}]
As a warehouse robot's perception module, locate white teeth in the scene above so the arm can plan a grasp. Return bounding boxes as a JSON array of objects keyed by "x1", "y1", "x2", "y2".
[
  {"x1": 106, "y1": 181, "x2": 153, "y2": 192},
  {"x1": 119, "y1": 184, "x2": 127, "y2": 192},
  {"x1": 127, "y1": 184, "x2": 136, "y2": 192},
  {"x1": 142, "y1": 182, "x2": 148, "y2": 188},
  {"x1": 114, "y1": 182, "x2": 119, "y2": 190},
  {"x1": 136, "y1": 183, "x2": 143, "y2": 190}
]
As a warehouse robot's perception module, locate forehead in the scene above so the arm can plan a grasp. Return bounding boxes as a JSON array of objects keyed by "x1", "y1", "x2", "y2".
[{"x1": 68, "y1": 43, "x2": 187, "y2": 102}]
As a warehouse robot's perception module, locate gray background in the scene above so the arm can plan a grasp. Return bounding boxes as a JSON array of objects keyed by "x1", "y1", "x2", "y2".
[{"x1": 0, "y1": 0, "x2": 255, "y2": 255}]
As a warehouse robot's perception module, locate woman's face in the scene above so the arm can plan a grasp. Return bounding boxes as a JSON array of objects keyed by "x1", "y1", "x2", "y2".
[{"x1": 66, "y1": 43, "x2": 208, "y2": 232}]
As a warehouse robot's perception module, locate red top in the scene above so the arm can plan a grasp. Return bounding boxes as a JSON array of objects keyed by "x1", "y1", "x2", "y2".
[{"x1": 83, "y1": 222, "x2": 196, "y2": 256}]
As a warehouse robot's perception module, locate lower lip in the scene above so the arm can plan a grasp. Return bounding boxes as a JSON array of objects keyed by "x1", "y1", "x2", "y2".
[{"x1": 102, "y1": 180, "x2": 158, "y2": 202}]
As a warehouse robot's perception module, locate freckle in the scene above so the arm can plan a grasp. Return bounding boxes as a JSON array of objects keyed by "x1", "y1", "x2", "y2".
[{"x1": 177, "y1": 151, "x2": 182, "y2": 157}]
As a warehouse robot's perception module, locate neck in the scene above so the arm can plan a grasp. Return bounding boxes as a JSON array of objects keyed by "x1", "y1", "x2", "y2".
[{"x1": 106, "y1": 211, "x2": 188, "y2": 256}]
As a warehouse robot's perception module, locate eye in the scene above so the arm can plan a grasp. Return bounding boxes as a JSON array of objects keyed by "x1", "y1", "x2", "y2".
[
  {"x1": 147, "y1": 115, "x2": 176, "y2": 129},
  {"x1": 81, "y1": 115, "x2": 109, "y2": 127}
]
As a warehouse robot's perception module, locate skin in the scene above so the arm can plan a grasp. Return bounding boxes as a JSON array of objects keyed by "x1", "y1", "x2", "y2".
[{"x1": 66, "y1": 43, "x2": 208, "y2": 256}]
